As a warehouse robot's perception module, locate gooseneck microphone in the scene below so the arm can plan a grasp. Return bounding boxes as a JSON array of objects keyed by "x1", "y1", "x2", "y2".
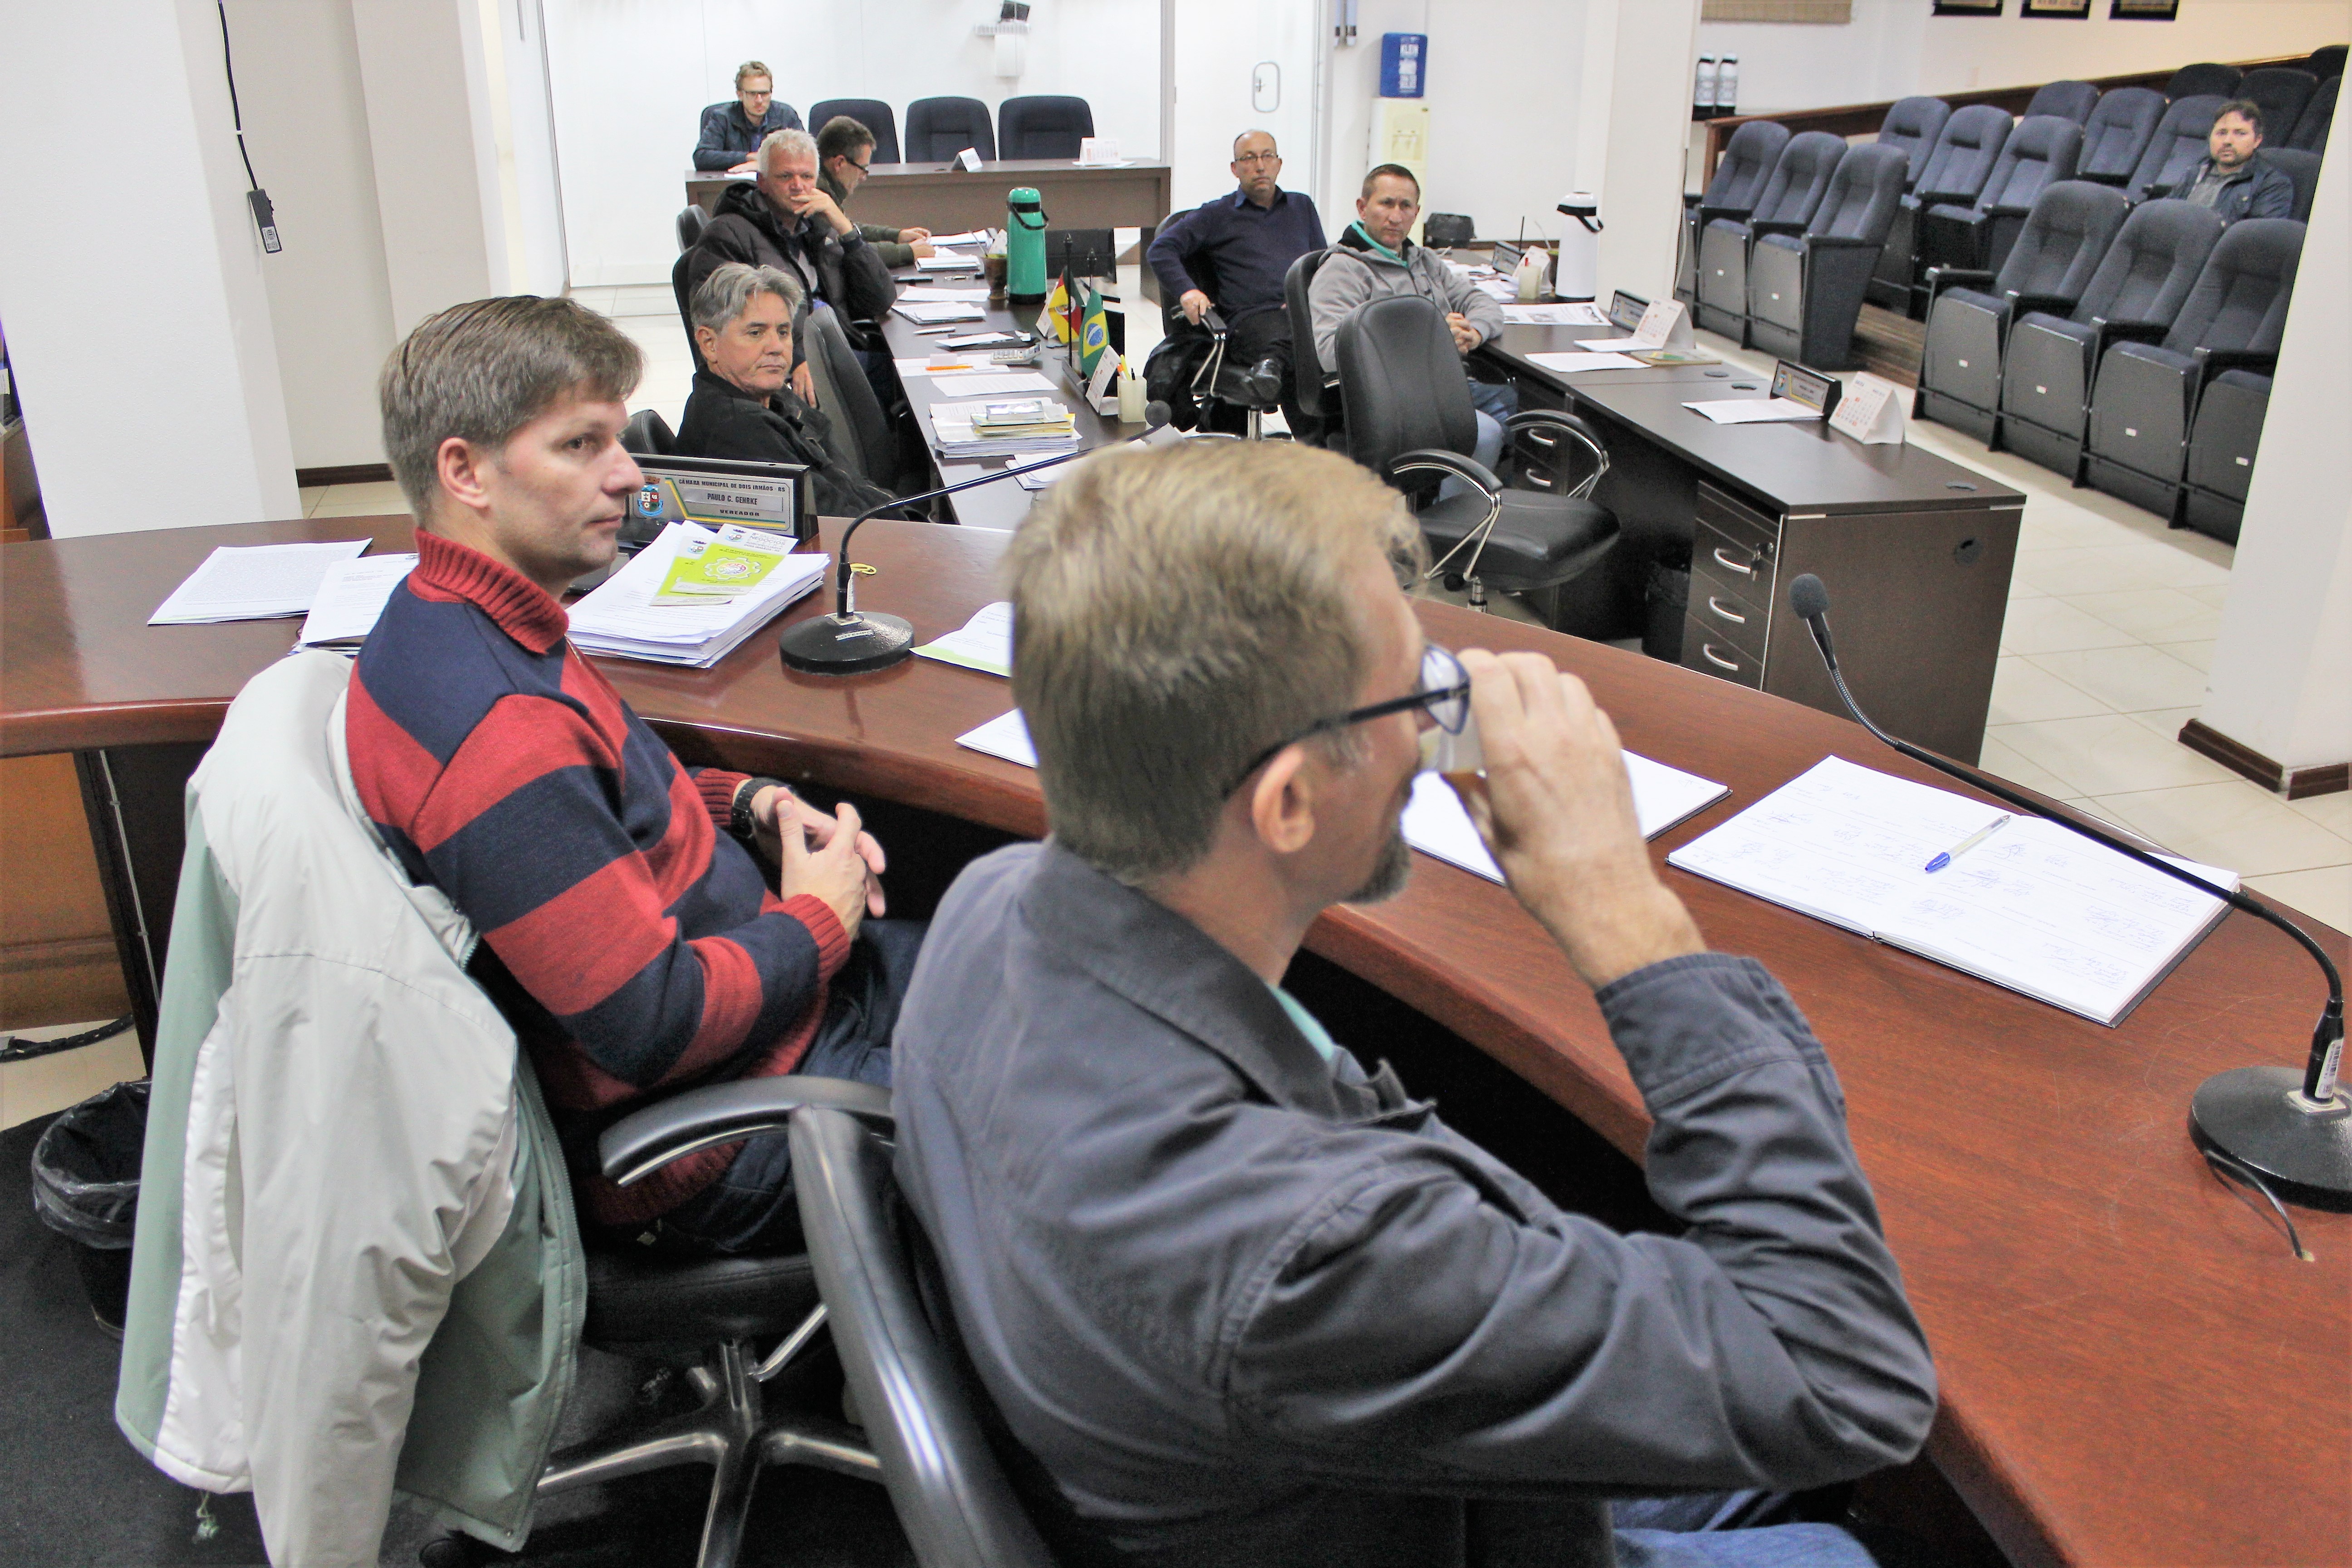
[
  {"x1": 1786, "y1": 573, "x2": 2348, "y2": 1212},
  {"x1": 778, "y1": 402, "x2": 1177, "y2": 675}
]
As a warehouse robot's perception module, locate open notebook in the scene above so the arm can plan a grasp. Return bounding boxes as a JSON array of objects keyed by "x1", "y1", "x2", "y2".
[{"x1": 1667, "y1": 756, "x2": 2237, "y2": 1025}]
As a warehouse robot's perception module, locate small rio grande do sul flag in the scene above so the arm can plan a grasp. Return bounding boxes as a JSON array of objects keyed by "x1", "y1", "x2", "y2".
[{"x1": 1038, "y1": 275, "x2": 1074, "y2": 343}]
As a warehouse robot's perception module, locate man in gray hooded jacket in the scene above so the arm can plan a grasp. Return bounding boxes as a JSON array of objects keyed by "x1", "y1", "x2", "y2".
[{"x1": 891, "y1": 440, "x2": 1938, "y2": 1568}]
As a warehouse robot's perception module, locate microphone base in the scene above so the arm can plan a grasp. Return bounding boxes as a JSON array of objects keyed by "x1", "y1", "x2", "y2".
[
  {"x1": 2190, "y1": 1066, "x2": 2352, "y2": 1212},
  {"x1": 778, "y1": 611, "x2": 916, "y2": 675}
]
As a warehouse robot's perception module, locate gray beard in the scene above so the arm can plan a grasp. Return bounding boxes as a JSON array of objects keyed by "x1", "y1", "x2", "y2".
[{"x1": 1343, "y1": 821, "x2": 1414, "y2": 906}]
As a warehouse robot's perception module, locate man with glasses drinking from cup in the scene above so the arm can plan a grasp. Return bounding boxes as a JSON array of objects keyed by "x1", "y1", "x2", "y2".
[
  {"x1": 890, "y1": 440, "x2": 1937, "y2": 1568},
  {"x1": 1147, "y1": 130, "x2": 1326, "y2": 438}
]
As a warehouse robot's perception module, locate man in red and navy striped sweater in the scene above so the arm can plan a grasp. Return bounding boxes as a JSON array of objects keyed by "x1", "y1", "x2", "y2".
[{"x1": 348, "y1": 295, "x2": 918, "y2": 1253}]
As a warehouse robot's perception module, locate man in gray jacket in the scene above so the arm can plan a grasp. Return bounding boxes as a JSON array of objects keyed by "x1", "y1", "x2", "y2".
[
  {"x1": 1310, "y1": 163, "x2": 1517, "y2": 472},
  {"x1": 892, "y1": 440, "x2": 1938, "y2": 1568}
]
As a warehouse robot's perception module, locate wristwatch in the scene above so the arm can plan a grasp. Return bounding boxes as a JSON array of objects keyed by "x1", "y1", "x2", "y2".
[{"x1": 729, "y1": 776, "x2": 789, "y2": 842}]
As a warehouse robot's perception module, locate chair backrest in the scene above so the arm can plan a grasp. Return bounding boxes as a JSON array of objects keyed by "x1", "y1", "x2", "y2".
[
  {"x1": 1284, "y1": 249, "x2": 1337, "y2": 420},
  {"x1": 1810, "y1": 143, "x2": 1909, "y2": 243},
  {"x1": 2078, "y1": 88, "x2": 2166, "y2": 182},
  {"x1": 1333, "y1": 296, "x2": 1479, "y2": 478},
  {"x1": 671, "y1": 250, "x2": 702, "y2": 369},
  {"x1": 2162, "y1": 216, "x2": 2304, "y2": 355},
  {"x1": 676, "y1": 204, "x2": 710, "y2": 253},
  {"x1": 1994, "y1": 181, "x2": 2130, "y2": 303},
  {"x1": 2071, "y1": 197, "x2": 2225, "y2": 326},
  {"x1": 2264, "y1": 148, "x2": 2322, "y2": 221},
  {"x1": 2307, "y1": 44, "x2": 2348, "y2": 78},
  {"x1": 2236, "y1": 68, "x2": 2318, "y2": 140},
  {"x1": 2165, "y1": 62, "x2": 2242, "y2": 101},
  {"x1": 1975, "y1": 115, "x2": 2083, "y2": 213},
  {"x1": 1749, "y1": 131, "x2": 1847, "y2": 228},
  {"x1": 1877, "y1": 96, "x2": 1952, "y2": 186},
  {"x1": 802, "y1": 304, "x2": 895, "y2": 483},
  {"x1": 810, "y1": 98, "x2": 901, "y2": 164},
  {"x1": 997, "y1": 96, "x2": 1094, "y2": 160},
  {"x1": 789, "y1": 1107, "x2": 1057, "y2": 1568},
  {"x1": 1916, "y1": 104, "x2": 2014, "y2": 201},
  {"x1": 2286, "y1": 74, "x2": 2338, "y2": 151},
  {"x1": 2125, "y1": 95, "x2": 2225, "y2": 201},
  {"x1": 621, "y1": 408, "x2": 676, "y2": 457},
  {"x1": 906, "y1": 96, "x2": 996, "y2": 162},
  {"x1": 2024, "y1": 80, "x2": 2100, "y2": 124},
  {"x1": 1703, "y1": 119, "x2": 1792, "y2": 212}
]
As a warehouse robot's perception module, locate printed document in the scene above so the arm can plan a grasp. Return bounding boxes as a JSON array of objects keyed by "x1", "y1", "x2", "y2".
[
  {"x1": 1683, "y1": 398, "x2": 1821, "y2": 424},
  {"x1": 295, "y1": 553, "x2": 416, "y2": 647},
  {"x1": 1404, "y1": 753, "x2": 1730, "y2": 882},
  {"x1": 151, "y1": 539, "x2": 372, "y2": 624},
  {"x1": 1502, "y1": 302, "x2": 1607, "y2": 326},
  {"x1": 1526, "y1": 351, "x2": 1644, "y2": 374},
  {"x1": 913, "y1": 601, "x2": 1013, "y2": 676}
]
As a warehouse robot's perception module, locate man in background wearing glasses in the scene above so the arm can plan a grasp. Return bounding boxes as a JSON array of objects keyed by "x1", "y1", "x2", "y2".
[
  {"x1": 1147, "y1": 130, "x2": 1327, "y2": 437},
  {"x1": 693, "y1": 60, "x2": 802, "y2": 173},
  {"x1": 816, "y1": 114, "x2": 938, "y2": 269},
  {"x1": 891, "y1": 441, "x2": 1936, "y2": 1568}
]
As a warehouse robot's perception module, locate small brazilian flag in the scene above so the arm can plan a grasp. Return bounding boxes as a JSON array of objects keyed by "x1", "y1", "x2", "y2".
[
  {"x1": 1079, "y1": 285, "x2": 1110, "y2": 377},
  {"x1": 1039, "y1": 275, "x2": 1073, "y2": 343}
]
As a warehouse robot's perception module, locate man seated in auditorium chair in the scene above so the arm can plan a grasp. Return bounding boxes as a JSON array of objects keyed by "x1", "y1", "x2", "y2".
[
  {"x1": 349, "y1": 294, "x2": 917, "y2": 1255},
  {"x1": 1309, "y1": 162, "x2": 1517, "y2": 476},
  {"x1": 816, "y1": 115, "x2": 936, "y2": 270},
  {"x1": 694, "y1": 59, "x2": 802, "y2": 173},
  {"x1": 892, "y1": 439, "x2": 1939, "y2": 1568},
  {"x1": 2156, "y1": 99, "x2": 2295, "y2": 224}
]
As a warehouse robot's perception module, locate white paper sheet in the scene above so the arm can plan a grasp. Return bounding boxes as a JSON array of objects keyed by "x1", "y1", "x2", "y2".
[
  {"x1": 913, "y1": 601, "x2": 1013, "y2": 676},
  {"x1": 1525, "y1": 352, "x2": 1644, "y2": 373},
  {"x1": 923, "y1": 230, "x2": 994, "y2": 247},
  {"x1": 1403, "y1": 752, "x2": 1730, "y2": 882},
  {"x1": 916, "y1": 254, "x2": 986, "y2": 271},
  {"x1": 1682, "y1": 397, "x2": 1821, "y2": 424},
  {"x1": 1010, "y1": 453, "x2": 1077, "y2": 489},
  {"x1": 955, "y1": 708, "x2": 1037, "y2": 766},
  {"x1": 930, "y1": 372, "x2": 1055, "y2": 397},
  {"x1": 893, "y1": 356, "x2": 1000, "y2": 378},
  {"x1": 896, "y1": 285, "x2": 993, "y2": 302},
  {"x1": 565, "y1": 523, "x2": 826, "y2": 666},
  {"x1": 295, "y1": 554, "x2": 416, "y2": 646},
  {"x1": 895, "y1": 301, "x2": 987, "y2": 323},
  {"x1": 150, "y1": 539, "x2": 372, "y2": 624},
  {"x1": 1502, "y1": 302, "x2": 1607, "y2": 326},
  {"x1": 1666, "y1": 756, "x2": 2236, "y2": 1024}
]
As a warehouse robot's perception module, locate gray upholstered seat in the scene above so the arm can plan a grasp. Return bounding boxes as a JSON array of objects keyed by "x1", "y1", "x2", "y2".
[
  {"x1": 1677, "y1": 120, "x2": 1791, "y2": 303},
  {"x1": 2236, "y1": 69, "x2": 2318, "y2": 143},
  {"x1": 2181, "y1": 368, "x2": 2275, "y2": 543},
  {"x1": 2024, "y1": 81, "x2": 2099, "y2": 124},
  {"x1": 1997, "y1": 199, "x2": 2225, "y2": 481},
  {"x1": 1868, "y1": 103, "x2": 2014, "y2": 312},
  {"x1": 1695, "y1": 130, "x2": 1845, "y2": 341},
  {"x1": 1878, "y1": 95, "x2": 1953, "y2": 188},
  {"x1": 2266, "y1": 148, "x2": 2321, "y2": 220},
  {"x1": 905, "y1": 96, "x2": 995, "y2": 162},
  {"x1": 2077, "y1": 88, "x2": 2165, "y2": 185},
  {"x1": 2163, "y1": 63, "x2": 2241, "y2": 101},
  {"x1": 2285, "y1": 75, "x2": 2337, "y2": 152},
  {"x1": 1746, "y1": 143, "x2": 1910, "y2": 368},
  {"x1": 1916, "y1": 113, "x2": 2083, "y2": 283},
  {"x1": 809, "y1": 98, "x2": 900, "y2": 163},
  {"x1": 2124, "y1": 96, "x2": 2225, "y2": 203},
  {"x1": 1916, "y1": 181, "x2": 2128, "y2": 444},
  {"x1": 997, "y1": 96, "x2": 1094, "y2": 159}
]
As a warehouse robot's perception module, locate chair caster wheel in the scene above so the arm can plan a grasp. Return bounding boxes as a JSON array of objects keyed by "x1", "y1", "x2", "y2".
[
  {"x1": 1442, "y1": 573, "x2": 1467, "y2": 593},
  {"x1": 421, "y1": 1532, "x2": 505, "y2": 1566}
]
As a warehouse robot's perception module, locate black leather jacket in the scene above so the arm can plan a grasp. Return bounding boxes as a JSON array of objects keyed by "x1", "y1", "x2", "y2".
[
  {"x1": 686, "y1": 183, "x2": 897, "y2": 352},
  {"x1": 2161, "y1": 152, "x2": 2298, "y2": 223}
]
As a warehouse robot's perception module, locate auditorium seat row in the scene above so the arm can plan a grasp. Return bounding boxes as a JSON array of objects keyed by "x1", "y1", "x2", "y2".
[
  {"x1": 1913, "y1": 183, "x2": 2304, "y2": 543},
  {"x1": 802, "y1": 94, "x2": 1095, "y2": 163}
]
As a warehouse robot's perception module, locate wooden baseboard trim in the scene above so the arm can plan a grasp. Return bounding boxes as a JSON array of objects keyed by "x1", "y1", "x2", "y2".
[
  {"x1": 296, "y1": 462, "x2": 393, "y2": 488},
  {"x1": 2178, "y1": 719, "x2": 2350, "y2": 799}
]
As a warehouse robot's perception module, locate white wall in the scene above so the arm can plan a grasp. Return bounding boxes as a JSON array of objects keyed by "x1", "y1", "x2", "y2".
[
  {"x1": 1697, "y1": 0, "x2": 2346, "y2": 114},
  {"x1": 1169, "y1": 0, "x2": 1323, "y2": 214},
  {"x1": 2198, "y1": 106, "x2": 2350, "y2": 777},
  {"x1": 0, "y1": 0, "x2": 299, "y2": 535},
  {"x1": 1587, "y1": 0, "x2": 1703, "y2": 307},
  {"x1": 544, "y1": 0, "x2": 1164, "y2": 288}
]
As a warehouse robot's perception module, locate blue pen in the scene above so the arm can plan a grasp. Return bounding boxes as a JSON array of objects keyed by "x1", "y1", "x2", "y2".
[{"x1": 1925, "y1": 813, "x2": 2012, "y2": 874}]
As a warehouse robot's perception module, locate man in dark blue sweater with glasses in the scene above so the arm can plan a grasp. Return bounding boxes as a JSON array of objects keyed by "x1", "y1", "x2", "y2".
[{"x1": 1148, "y1": 129, "x2": 1326, "y2": 438}]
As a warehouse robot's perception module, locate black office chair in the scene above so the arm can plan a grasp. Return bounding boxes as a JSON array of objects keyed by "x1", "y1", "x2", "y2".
[
  {"x1": 2285, "y1": 74, "x2": 2338, "y2": 151},
  {"x1": 2236, "y1": 69, "x2": 2318, "y2": 143},
  {"x1": 905, "y1": 97, "x2": 995, "y2": 162},
  {"x1": 1744, "y1": 143, "x2": 1909, "y2": 369},
  {"x1": 2164, "y1": 62, "x2": 2242, "y2": 102},
  {"x1": 622, "y1": 409, "x2": 677, "y2": 457},
  {"x1": 1335, "y1": 296, "x2": 1618, "y2": 614},
  {"x1": 997, "y1": 96, "x2": 1094, "y2": 160},
  {"x1": 1916, "y1": 181, "x2": 2128, "y2": 446},
  {"x1": 1284, "y1": 249, "x2": 1339, "y2": 448},
  {"x1": 2181, "y1": 364, "x2": 2275, "y2": 545},
  {"x1": 1695, "y1": 130, "x2": 1845, "y2": 341},
  {"x1": 2076, "y1": 88, "x2": 2166, "y2": 186},
  {"x1": 1868, "y1": 104, "x2": 2014, "y2": 311},
  {"x1": 1997, "y1": 199, "x2": 2225, "y2": 481},
  {"x1": 788, "y1": 1104, "x2": 1062, "y2": 1568},
  {"x1": 1877, "y1": 95, "x2": 1952, "y2": 190},
  {"x1": 2266, "y1": 148, "x2": 2322, "y2": 220},
  {"x1": 2123, "y1": 95, "x2": 2226, "y2": 203},
  {"x1": 2083, "y1": 217, "x2": 2303, "y2": 521},
  {"x1": 678, "y1": 205, "x2": 710, "y2": 253},
  {"x1": 1676, "y1": 119, "x2": 1791, "y2": 304},
  {"x1": 2024, "y1": 80, "x2": 2100, "y2": 125},
  {"x1": 810, "y1": 98, "x2": 901, "y2": 164},
  {"x1": 1914, "y1": 114, "x2": 2082, "y2": 289}
]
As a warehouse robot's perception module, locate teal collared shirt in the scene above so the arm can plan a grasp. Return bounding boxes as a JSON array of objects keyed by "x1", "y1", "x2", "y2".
[{"x1": 1269, "y1": 984, "x2": 1341, "y2": 1066}]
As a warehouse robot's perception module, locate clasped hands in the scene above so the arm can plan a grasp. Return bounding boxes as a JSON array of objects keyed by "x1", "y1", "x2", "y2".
[
  {"x1": 747, "y1": 785, "x2": 887, "y2": 938},
  {"x1": 1446, "y1": 651, "x2": 1703, "y2": 990}
]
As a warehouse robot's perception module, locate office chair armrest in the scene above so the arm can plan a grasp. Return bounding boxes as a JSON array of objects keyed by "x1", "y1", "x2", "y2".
[
  {"x1": 2090, "y1": 318, "x2": 2171, "y2": 353},
  {"x1": 2192, "y1": 346, "x2": 2278, "y2": 392},
  {"x1": 2006, "y1": 292, "x2": 2078, "y2": 322},
  {"x1": 1924, "y1": 266, "x2": 1997, "y2": 304},
  {"x1": 599, "y1": 1075, "x2": 895, "y2": 1186},
  {"x1": 1982, "y1": 201, "x2": 2037, "y2": 220},
  {"x1": 1383, "y1": 448, "x2": 1501, "y2": 502},
  {"x1": 1503, "y1": 409, "x2": 1611, "y2": 498}
]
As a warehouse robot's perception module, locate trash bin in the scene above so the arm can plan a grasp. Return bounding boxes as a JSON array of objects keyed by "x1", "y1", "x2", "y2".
[
  {"x1": 30, "y1": 1079, "x2": 149, "y2": 1338},
  {"x1": 1643, "y1": 560, "x2": 1691, "y2": 664}
]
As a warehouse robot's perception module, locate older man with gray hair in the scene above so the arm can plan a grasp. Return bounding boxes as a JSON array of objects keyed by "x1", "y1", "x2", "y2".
[{"x1": 891, "y1": 440, "x2": 1936, "y2": 1567}]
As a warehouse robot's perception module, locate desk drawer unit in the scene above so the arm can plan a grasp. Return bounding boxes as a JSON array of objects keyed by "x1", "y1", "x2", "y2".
[{"x1": 1682, "y1": 484, "x2": 1779, "y2": 687}]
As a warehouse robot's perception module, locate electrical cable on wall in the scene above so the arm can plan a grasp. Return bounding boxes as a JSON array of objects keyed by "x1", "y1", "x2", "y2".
[{"x1": 216, "y1": 0, "x2": 282, "y2": 253}]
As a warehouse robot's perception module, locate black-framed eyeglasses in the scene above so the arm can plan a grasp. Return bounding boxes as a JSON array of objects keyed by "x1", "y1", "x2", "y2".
[
  {"x1": 846, "y1": 158, "x2": 871, "y2": 174},
  {"x1": 1224, "y1": 645, "x2": 1470, "y2": 797}
]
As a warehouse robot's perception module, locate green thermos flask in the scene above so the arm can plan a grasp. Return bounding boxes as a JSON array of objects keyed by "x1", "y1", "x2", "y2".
[{"x1": 1005, "y1": 187, "x2": 1048, "y2": 305}]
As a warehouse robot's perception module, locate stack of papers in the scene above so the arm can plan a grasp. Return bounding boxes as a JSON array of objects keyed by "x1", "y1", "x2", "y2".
[
  {"x1": 1667, "y1": 757, "x2": 2237, "y2": 1024},
  {"x1": 895, "y1": 300, "x2": 986, "y2": 325},
  {"x1": 296, "y1": 554, "x2": 417, "y2": 648},
  {"x1": 151, "y1": 539, "x2": 371, "y2": 624},
  {"x1": 926, "y1": 397, "x2": 1082, "y2": 458},
  {"x1": 1525, "y1": 351, "x2": 1643, "y2": 374},
  {"x1": 1683, "y1": 398, "x2": 1820, "y2": 425},
  {"x1": 897, "y1": 285, "x2": 991, "y2": 302},
  {"x1": 924, "y1": 230, "x2": 995, "y2": 248},
  {"x1": 1502, "y1": 302, "x2": 1607, "y2": 326},
  {"x1": 566, "y1": 522, "x2": 826, "y2": 667},
  {"x1": 912, "y1": 601, "x2": 1013, "y2": 675},
  {"x1": 651, "y1": 524, "x2": 804, "y2": 606},
  {"x1": 916, "y1": 253, "x2": 985, "y2": 272}
]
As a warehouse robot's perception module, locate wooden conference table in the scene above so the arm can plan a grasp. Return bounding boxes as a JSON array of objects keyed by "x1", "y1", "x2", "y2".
[
  {"x1": 3, "y1": 512, "x2": 2343, "y2": 1568},
  {"x1": 685, "y1": 157, "x2": 1172, "y2": 237}
]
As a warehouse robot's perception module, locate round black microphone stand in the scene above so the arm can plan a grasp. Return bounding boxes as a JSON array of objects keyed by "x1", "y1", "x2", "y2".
[{"x1": 1785, "y1": 573, "x2": 2349, "y2": 1211}]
